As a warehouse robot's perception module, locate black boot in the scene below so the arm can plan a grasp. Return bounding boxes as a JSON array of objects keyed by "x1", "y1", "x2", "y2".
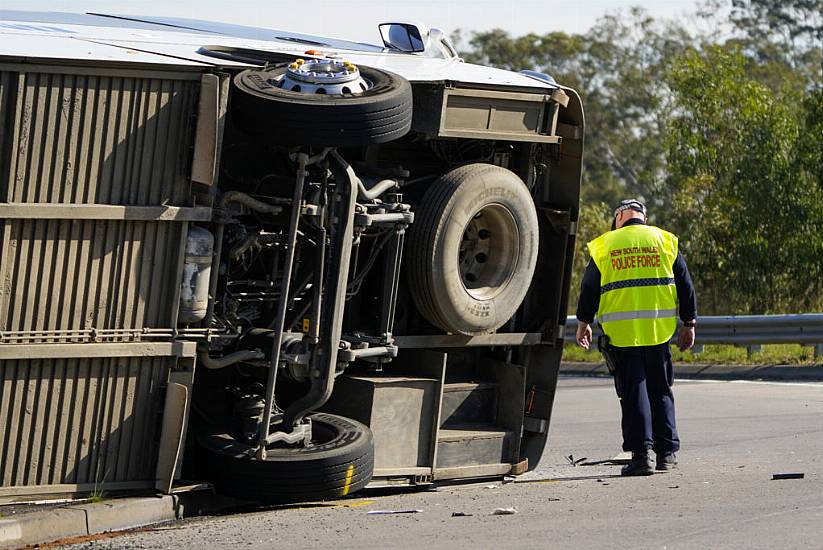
[
  {"x1": 621, "y1": 450, "x2": 654, "y2": 476},
  {"x1": 656, "y1": 452, "x2": 677, "y2": 471}
]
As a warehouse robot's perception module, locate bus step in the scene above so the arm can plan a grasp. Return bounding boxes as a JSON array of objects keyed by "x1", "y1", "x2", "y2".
[
  {"x1": 440, "y1": 381, "x2": 498, "y2": 427},
  {"x1": 435, "y1": 423, "x2": 513, "y2": 468}
]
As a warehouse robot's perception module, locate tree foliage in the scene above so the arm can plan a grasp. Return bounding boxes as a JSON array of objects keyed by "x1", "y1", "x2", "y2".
[
  {"x1": 664, "y1": 46, "x2": 823, "y2": 313},
  {"x1": 453, "y1": 1, "x2": 823, "y2": 314},
  {"x1": 730, "y1": 0, "x2": 823, "y2": 43},
  {"x1": 725, "y1": 0, "x2": 823, "y2": 89}
]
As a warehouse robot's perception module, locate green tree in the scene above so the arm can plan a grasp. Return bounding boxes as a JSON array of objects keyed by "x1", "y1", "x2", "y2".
[
  {"x1": 727, "y1": 0, "x2": 823, "y2": 88},
  {"x1": 664, "y1": 46, "x2": 823, "y2": 313},
  {"x1": 730, "y1": 0, "x2": 823, "y2": 44},
  {"x1": 795, "y1": 89, "x2": 823, "y2": 295}
]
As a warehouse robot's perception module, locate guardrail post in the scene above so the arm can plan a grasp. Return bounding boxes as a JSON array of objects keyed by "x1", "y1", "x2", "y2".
[
  {"x1": 746, "y1": 345, "x2": 761, "y2": 358},
  {"x1": 801, "y1": 343, "x2": 822, "y2": 360},
  {"x1": 691, "y1": 344, "x2": 704, "y2": 355}
]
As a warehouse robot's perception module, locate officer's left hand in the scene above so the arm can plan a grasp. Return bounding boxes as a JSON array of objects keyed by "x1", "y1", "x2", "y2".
[{"x1": 677, "y1": 326, "x2": 695, "y2": 351}]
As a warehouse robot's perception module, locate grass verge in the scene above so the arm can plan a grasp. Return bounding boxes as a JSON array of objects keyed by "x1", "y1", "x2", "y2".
[{"x1": 563, "y1": 343, "x2": 822, "y2": 365}]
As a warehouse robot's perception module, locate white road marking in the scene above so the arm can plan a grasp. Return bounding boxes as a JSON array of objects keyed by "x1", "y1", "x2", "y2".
[{"x1": 682, "y1": 378, "x2": 823, "y2": 388}]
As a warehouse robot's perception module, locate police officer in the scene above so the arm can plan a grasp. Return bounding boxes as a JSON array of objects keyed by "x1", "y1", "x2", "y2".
[{"x1": 575, "y1": 199, "x2": 697, "y2": 476}]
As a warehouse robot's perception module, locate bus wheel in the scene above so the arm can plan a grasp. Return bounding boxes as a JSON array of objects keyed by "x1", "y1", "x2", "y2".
[
  {"x1": 232, "y1": 61, "x2": 412, "y2": 147},
  {"x1": 407, "y1": 163, "x2": 540, "y2": 335},
  {"x1": 197, "y1": 413, "x2": 374, "y2": 503}
]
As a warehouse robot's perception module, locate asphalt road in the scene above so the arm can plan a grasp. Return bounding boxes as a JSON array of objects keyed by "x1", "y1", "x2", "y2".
[{"x1": 64, "y1": 376, "x2": 823, "y2": 550}]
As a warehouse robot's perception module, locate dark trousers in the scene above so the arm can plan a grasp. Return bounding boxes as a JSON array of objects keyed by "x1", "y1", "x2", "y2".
[{"x1": 613, "y1": 343, "x2": 680, "y2": 454}]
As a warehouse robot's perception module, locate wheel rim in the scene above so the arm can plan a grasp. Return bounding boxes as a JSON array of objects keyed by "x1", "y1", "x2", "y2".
[
  {"x1": 264, "y1": 420, "x2": 337, "y2": 453},
  {"x1": 274, "y1": 58, "x2": 371, "y2": 95},
  {"x1": 458, "y1": 203, "x2": 520, "y2": 301}
]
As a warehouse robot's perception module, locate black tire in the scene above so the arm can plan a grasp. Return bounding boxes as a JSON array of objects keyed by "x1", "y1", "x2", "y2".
[
  {"x1": 196, "y1": 413, "x2": 374, "y2": 503},
  {"x1": 232, "y1": 64, "x2": 412, "y2": 146},
  {"x1": 407, "y1": 164, "x2": 539, "y2": 335}
]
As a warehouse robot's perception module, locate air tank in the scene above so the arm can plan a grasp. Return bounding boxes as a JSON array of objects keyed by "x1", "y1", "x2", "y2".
[{"x1": 179, "y1": 226, "x2": 214, "y2": 324}]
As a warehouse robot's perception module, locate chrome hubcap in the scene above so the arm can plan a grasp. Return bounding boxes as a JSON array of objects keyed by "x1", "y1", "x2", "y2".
[
  {"x1": 458, "y1": 204, "x2": 520, "y2": 301},
  {"x1": 275, "y1": 58, "x2": 371, "y2": 95}
]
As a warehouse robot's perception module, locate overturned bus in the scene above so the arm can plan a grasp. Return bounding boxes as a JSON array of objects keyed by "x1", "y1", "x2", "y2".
[{"x1": 0, "y1": 12, "x2": 583, "y2": 503}]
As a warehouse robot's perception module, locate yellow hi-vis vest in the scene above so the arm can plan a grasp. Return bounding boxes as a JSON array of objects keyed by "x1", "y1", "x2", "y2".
[{"x1": 587, "y1": 224, "x2": 679, "y2": 347}]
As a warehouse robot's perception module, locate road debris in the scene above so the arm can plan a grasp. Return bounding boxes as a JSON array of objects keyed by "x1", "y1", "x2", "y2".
[
  {"x1": 610, "y1": 451, "x2": 633, "y2": 464},
  {"x1": 367, "y1": 509, "x2": 423, "y2": 515},
  {"x1": 579, "y1": 451, "x2": 632, "y2": 466},
  {"x1": 491, "y1": 507, "x2": 518, "y2": 515},
  {"x1": 772, "y1": 473, "x2": 805, "y2": 480},
  {"x1": 451, "y1": 512, "x2": 473, "y2": 517},
  {"x1": 566, "y1": 454, "x2": 587, "y2": 466}
]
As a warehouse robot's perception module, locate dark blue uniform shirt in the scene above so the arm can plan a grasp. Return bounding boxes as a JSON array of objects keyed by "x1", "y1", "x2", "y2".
[{"x1": 575, "y1": 218, "x2": 697, "y2": 324}]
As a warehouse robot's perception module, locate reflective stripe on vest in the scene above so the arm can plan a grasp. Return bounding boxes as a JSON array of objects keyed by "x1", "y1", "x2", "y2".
[
  {"x1": 587, "y1": 225, "x2": 679, "y2": 347},
  {"x1": 597, "y1": 308, "x2": 678, "y2": 324}
]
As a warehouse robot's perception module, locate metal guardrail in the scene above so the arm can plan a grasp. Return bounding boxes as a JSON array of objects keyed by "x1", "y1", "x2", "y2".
[{"x1": 564, "y1": 314, "x2": 823, "y2": 358}]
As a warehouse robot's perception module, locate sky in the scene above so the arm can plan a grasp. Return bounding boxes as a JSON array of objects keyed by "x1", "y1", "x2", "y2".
[{"x1": 2, "y1": 1, "x2": 704, "y2": 44}]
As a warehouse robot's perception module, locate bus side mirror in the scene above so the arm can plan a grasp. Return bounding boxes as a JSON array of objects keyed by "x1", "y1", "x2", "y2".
[{"x1": 379, "y1": 23, "x2": 427, "y2": 53}]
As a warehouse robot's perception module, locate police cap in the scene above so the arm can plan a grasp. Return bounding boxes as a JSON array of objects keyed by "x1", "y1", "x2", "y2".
[{"x1": 613, "y1": 198, "x2": 647, "y2": 218}]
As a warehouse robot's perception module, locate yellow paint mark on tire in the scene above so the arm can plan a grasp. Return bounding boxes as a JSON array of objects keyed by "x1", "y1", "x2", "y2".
[{"x1": 341, "y1": 464, "x2": 355, "y2": 496}]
